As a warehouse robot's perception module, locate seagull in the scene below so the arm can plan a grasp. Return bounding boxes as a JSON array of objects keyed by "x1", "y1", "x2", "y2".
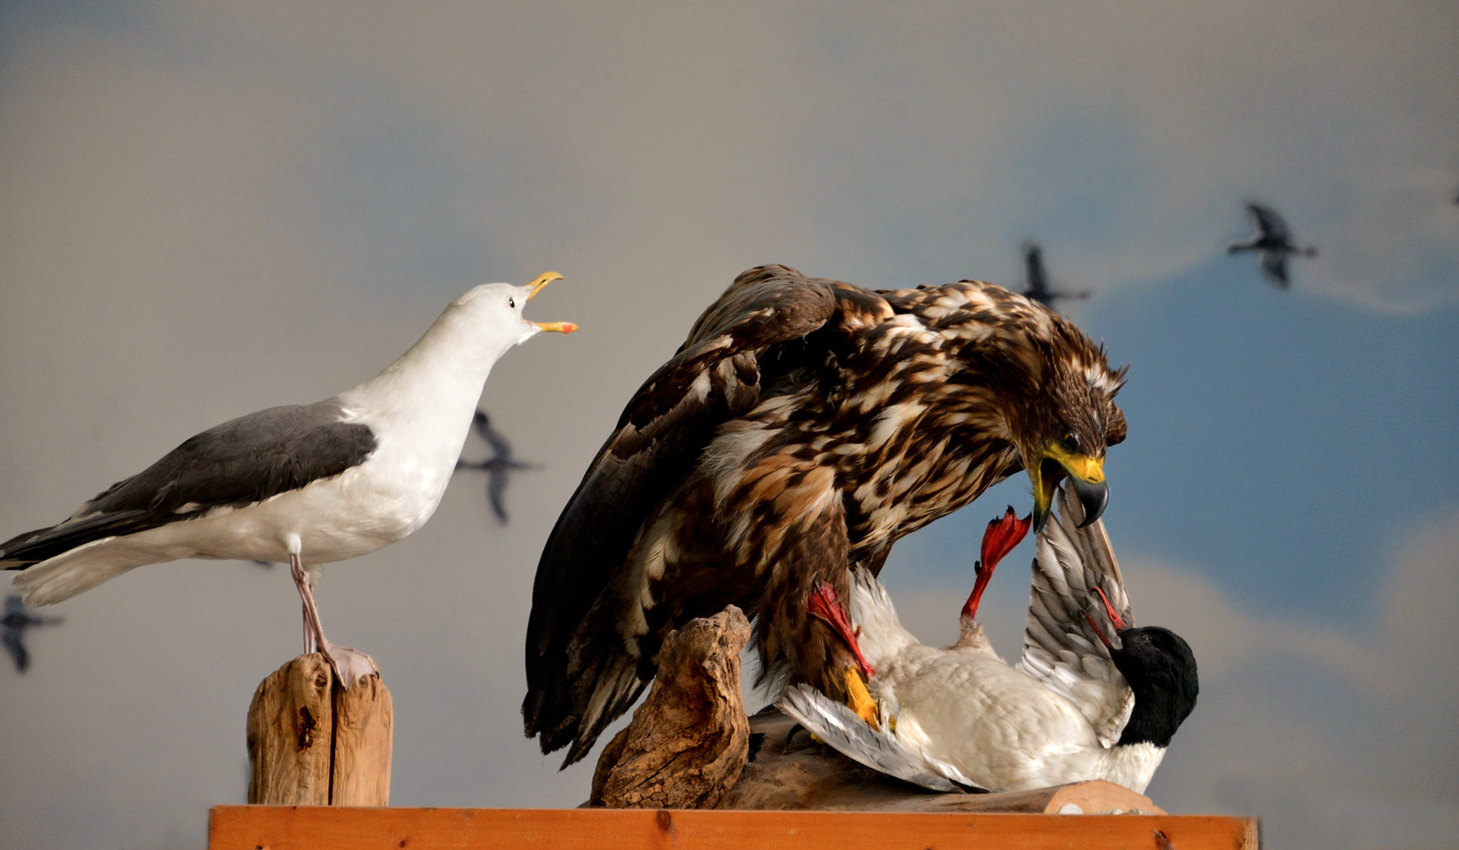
[
  {"x1": 1021, "y1": 242, "x2": 1089, "y2": 309},
  {"x1": 1228, "y1": 202, "x2": 1317, "y2": 288},
  {"x1": 454, "y1": 410, "x2": 539, "y2": 523},
  {"x1": 2, "y1": 273, "x2": 576, "y2": 688},
  {"x1": 779, "y1": 488, "x2": 1199, "y2": 794},
  {"x1": 3, "y1": 594, "x2": 63, "y2": 673}
]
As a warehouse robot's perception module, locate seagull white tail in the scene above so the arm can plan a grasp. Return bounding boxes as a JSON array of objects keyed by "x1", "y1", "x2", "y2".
[{"x1": 12, "y1": 538, "x2": 155, "y2": 606}]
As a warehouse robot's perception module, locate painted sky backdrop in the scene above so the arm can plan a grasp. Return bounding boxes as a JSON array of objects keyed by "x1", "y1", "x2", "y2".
[{"x1": 2, "y1": 3, "x2": 1456, "y2": 849}]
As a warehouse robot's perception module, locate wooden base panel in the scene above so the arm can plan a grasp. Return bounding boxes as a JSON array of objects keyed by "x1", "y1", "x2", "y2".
[{"x1": 210, "y1": 806, "x2": 1259, "y2": 850}]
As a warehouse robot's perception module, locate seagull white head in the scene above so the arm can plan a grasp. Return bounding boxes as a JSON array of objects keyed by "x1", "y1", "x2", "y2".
[{"x1": 447, "y1": 271, "x2": 578, "y2": 356}]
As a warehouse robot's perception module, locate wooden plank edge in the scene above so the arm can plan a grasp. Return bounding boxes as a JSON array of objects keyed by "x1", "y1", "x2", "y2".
[{"x1": 210, "y1": 805, "x2": 1259, "y2": 850}]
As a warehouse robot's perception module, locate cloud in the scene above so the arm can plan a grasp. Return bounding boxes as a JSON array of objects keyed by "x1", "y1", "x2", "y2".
[{"x1": 177, "y1": 1, "x2": 1459, "y2": 312}]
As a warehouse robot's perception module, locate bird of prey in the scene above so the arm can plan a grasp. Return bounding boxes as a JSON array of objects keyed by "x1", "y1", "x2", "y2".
[
  {"x1": 1228, "y1": 202, "x2": 1317, "y2": 288},
  {"x1": 455, "y1": 410, "x2": 539, "y2": 524},
  {"x1": 3, "y1": 274, "x2": 575, "y2": 689},
  {"x1": 780, "y1": 489, "x2": 1198, "y2": 794},
  {"x1": 524, "y1": 264, "x2": 1126, "y2": 766},
  {"x1": 1021, "y1": 242, "x2": 1089, "y2": 309},
  {"x1": 3, "y1": 594, "x2": 63, "y2": 673}
]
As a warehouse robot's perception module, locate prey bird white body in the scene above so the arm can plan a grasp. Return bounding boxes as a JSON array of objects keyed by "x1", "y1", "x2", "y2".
[
  {"x1": 779, "y1": 489, "x2": 1198, "y2": 794},
  {"x1": 4, "y1": 274, "x2": 576, "y2": 687}
]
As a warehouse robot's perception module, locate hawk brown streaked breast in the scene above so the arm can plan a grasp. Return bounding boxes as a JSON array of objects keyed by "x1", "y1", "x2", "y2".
[{"x1": 523, "y1": 264, "x2": 1127, "y2": 766}]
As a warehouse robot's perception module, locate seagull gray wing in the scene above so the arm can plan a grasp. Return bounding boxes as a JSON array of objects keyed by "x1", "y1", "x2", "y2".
[
  {"x1": 1016, "y1": 486, "x2": 1134, "y2": 748},
  {"x1": 776, "y1": 684, "x2": 982, "y2": 792},
  {"x1": 1, "y1": 400, "x2": 376, "y2": 569}
]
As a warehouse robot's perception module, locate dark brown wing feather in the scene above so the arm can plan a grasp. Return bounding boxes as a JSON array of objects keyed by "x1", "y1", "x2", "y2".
[{"x1": 522, "y1": 265, "x2": 836, "y2": 748}]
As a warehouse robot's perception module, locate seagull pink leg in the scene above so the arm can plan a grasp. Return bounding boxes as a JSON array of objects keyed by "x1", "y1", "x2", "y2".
[{"x1": 288, "y1": 552, "x2": 378, "y2": 690}]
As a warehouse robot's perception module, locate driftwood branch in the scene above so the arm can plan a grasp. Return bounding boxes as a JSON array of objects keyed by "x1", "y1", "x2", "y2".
[
  {"x1": 590, "y1": 606, "x2": 752, "y2": 809},
  {"x1": 590, "y1": 606, "x2": 1163, "y2": 815},
  {"x1": 246, "y1": 653, "x2": 392, "y2": 806}
]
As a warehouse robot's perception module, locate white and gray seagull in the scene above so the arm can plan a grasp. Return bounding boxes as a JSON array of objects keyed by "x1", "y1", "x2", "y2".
[{"x1": 2, "y1": 273, "x2": 576, "y2": 688}]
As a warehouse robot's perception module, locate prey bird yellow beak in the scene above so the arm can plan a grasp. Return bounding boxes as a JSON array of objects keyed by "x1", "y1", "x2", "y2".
[
  {"x1": 1029, "y1": 441, "x2": 1108, "y2": 533},
  {"x1": 524, "y1": 272, "x2": 577, "y2": 334},
  {"x1": 526, "y1": 271, "x2": 564, "y2": 301}
]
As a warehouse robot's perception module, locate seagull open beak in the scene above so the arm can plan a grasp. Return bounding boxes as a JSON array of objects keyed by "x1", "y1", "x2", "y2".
[
  {"x1": 526, "y1": 271, "x2": 563, "y2": 300},
  {"x1": 524, "y1": 272, "x2": 577, "y2": 333},
  {"x1": 1029, "y1": 443, "x2": 1108, "y2": 533}
]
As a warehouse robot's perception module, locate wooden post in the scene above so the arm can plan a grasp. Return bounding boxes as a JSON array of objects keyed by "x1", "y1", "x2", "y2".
[{"x1": 247, "y1": 653, "x2": 392, "y2": 806}]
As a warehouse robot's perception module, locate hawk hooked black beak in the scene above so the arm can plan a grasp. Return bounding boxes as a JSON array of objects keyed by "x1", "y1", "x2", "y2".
[{"x1": 1029, "y1": 438, "x2": 1108, "y2": 533}]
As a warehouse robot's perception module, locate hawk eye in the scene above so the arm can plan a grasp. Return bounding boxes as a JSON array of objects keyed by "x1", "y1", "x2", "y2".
[
  {"x1": 1060, "y1": 432, "x2": 1080, "y2": 453},
  {"x1": 508, "y1": 297, "x2": 516, "y2": 309}
]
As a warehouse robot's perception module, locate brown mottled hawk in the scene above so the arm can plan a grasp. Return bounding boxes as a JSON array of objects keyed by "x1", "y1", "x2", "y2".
[{"x1": 524, "y1": 265, "x2": 1126, "y2": 766}]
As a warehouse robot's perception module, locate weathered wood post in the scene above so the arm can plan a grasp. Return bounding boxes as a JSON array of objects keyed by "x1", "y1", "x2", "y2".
[{"x1": 246, "y1": 653, "x2": 392, "y2": 805}]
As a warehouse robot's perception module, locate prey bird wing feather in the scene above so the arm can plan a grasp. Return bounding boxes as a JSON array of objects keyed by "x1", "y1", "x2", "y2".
[
  {"x1": 1017, "y1": 486, "x2": 1135, "y2": 748},
  {"x1": 524, "y1": 264, "x2": 1127, "y2": 766},
  {"x1": 776, "y1": 683, "x2": 981, "y2": 792}
]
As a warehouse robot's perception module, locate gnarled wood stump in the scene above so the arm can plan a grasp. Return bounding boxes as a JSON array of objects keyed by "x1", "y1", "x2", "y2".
[
  {"x1": 590, "y1": 606, "x2": 752, "y2": 809},
  {"x1": 246, "y1": 653, "x2": 392, "y2": 806}
]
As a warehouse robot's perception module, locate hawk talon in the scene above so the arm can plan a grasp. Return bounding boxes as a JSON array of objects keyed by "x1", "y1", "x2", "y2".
[{"x1": 844, "y1": 668, "x2": 881, "y2": 727}]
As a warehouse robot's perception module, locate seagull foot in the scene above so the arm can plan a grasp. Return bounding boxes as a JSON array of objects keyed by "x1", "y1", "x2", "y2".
[
  {"x1": 842, "y1": 668, "x2": 881, "y2": 727},
  {"x1": 320, "y1": 640, "x2": 379, "y2": 691}
]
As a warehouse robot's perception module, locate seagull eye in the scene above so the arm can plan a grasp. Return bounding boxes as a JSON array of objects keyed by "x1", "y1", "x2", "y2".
[
  {"x1": 508, "y1": 297, "x2": 516, "y2": 309},
  {"x1": 1060, "y1": 432, "x2": 1080, "y2": 453}
]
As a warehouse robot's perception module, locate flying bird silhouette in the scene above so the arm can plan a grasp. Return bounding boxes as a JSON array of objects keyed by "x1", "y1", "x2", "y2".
[
  {"x1": 3, "y1": 594, "x2": 63, "y2": 673},
  {"x1": 1021, "y1": 242, "x2": 1089, "y2": 309},
  {"x1": 1228, "y1": 203, "x2": 1317, "y2": 288},
  {"x1": 455, "y1": 410, "x2": 539, "y2": 523}
]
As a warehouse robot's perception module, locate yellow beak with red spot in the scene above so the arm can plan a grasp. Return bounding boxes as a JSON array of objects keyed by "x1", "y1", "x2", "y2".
[{"x1": 525, "y1": 272, "x2": 578, "y2": 334}]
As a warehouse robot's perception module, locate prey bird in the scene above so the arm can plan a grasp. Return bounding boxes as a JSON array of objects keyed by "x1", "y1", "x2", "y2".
[
  {"x1": 455, "y1": 410, "x2": 539, "y2": 524},
  {"x1": 1228, "y1": 202, "x2": 1317, "y2": 288},
  {"x1": 3, "y1": 274, "x2": 575, "y2": 689},
  {"x1": 1021, "y1": 242, "x2": 1089, "y2": 310},
  {"x1": 524, "y1": 264, "x2": 1126, "y2": 766},
  {"x1": 780, "y1": 489, "x2": 1198, "y2": 794},
  {"x1": 3, "y1": 594, "x2": 63, "y2": 673}
]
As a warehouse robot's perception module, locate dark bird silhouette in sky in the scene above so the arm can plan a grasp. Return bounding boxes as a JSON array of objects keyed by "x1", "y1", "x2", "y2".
[
  {"x1": 455, "y1": 410, "x2": 538, "y2": 523},
  {"x1": 1021, "y1": 242, "x2": 1089, "y2": 309},
  {"x1": 1228, "y1": 203, "x2": 1317, "y2": 288},
  {"x1": 3, "y1": 594, "x2": 62, "y2": 673}
]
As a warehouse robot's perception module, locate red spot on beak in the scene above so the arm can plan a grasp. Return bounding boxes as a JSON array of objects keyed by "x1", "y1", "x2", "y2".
[{"x1": 1092, "y1": 586, "x2": 1127, "y2": 631}]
